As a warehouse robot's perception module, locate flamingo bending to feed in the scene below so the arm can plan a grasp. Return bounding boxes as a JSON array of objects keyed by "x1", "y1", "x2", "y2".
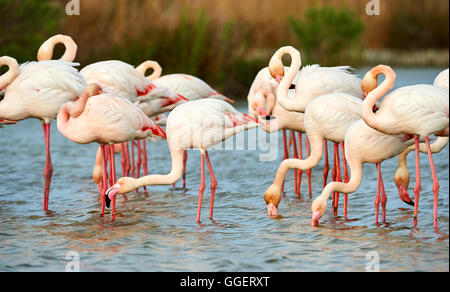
[
  {"x1": 57, "y1": 84, "x2": 167, "y2": 221},
  {"x1": 265, "y1": 92, "x2": 363, "y2": 218},
  {"x1": 105, "y1": 99, "x2": 261, "y2": 222},
  {"x1": 137, "y1": 61, "x2": 235, "y2": 190},
  {"x1": 311, "y1": 119, "x2": 422, "y2": 227},
  {"x1": 361, "y1": 65, "x2": 449, "y2": 228},
  {"x1": 248, "y1": 67, "x2": 310, "y2": 196},
  {"x1": 0, "y1": 37, "x2": 86, "y2": 211},
  {"x1": 268, "y1": 46, "x2": 364, "y2": 200}
]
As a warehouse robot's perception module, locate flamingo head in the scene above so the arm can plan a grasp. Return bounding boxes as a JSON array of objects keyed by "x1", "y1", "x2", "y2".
[
  {"x1": 394, "y1": 165, "x2": 415, "y2": 207},
  {"x1": 105, "y1": 177, "x2": 137, "y2": 207},
  {"x1": 311, "y1": 196, "x2": 328, "y2": 227},
  {"x1": 264, "y1": 184, "x2": 282, "y2": 218},
  {"x1": 269, "y1": 56, "x2": 285, "y2": 84},
  {"x1": 361, "y1": 72, "x2": 378, "y2": 99}
]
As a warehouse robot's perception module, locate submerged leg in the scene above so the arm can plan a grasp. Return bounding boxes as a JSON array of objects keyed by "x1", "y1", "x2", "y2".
[
  {"x1": 297, "y1": 132, "x2": 304, "y2": 195},
  {"x1": 100, "y1": 145, "x2": 108, "y2": 217},
  {"x1": 413, "y1": 136, "x2": 421, "y2": 226},
  {"x1": 333, "y1": 143, "x2": 342, "y2": 215},
  {"x1": 340, "y1": 143, "x2": 349, "y2": 218},
  {"x1": 375, "y1": 163, "x2": 381, "y2": 224},
  {"x1": 425, "y1": 136, "x2": 440, "y2": 229},
  {"x1": 379, "y1": 166, "x2": 387, "y2": 223},
  {"x1": 196, "y1": 153, "x2": 206, "y2": 223},
  {"x1": 42, "y1": 123, "x2": 54, "y2": 212},
  {"x1": 205, "y1": 151, "x2": 218, "y2": 220},
  {"x1": 109, "y1": 145, "x2": 117, "y2": 222},
  {"x1": 142, "y1": 140, "x2": 148, "y2": 193}
]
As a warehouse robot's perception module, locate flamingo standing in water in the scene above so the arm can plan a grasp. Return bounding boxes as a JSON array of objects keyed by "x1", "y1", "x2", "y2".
[
  {"x1": 268, "y1": 46, "x2": 364, "y2": 202},
  {"x1": 137, "y1": 61, "x2": 235, "y2": 190},
  {"x1": 0, "y1": 35, "x2": 86, "y2": 211},
  {"x1": 247, "y1": 67, "x2": 311, "y2": 196},
  {"x1": 105, "y1": 99, "x2": 261, "y2": 222},
  {"x1": 80, "y1": 60, "x2": 187, "y2": 185},
  {"x1": 264, "y1": 92, "x2": 363, "y2": 218},
  {"x1": 311, "y1": 119, "x2": 420, "y2": 227},
  {"x1": 361, "y1": 65, "x2": 449, "y2": 228},
  {"x1": 57, "y1": 84, "x2": 167, "y2": 221}
]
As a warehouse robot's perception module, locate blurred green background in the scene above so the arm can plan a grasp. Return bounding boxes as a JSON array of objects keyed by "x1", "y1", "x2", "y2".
[{"x1": 1, "y1": 0, "x2": 449, "y2": 98}]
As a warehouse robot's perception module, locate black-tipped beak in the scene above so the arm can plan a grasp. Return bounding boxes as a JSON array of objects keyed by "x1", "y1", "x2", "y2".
[
  {"x1": 105, "y1": 191, "x2": 112, "y2": 209},
  {"x1": 404, "y1": 200, "x2": 415, "y2": 207}
]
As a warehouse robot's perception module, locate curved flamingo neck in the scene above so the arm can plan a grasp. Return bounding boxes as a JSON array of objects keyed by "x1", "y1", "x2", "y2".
[
  {"x1": 362, "y1": 65, "x2": 396, "y2": 132},
  {"x1": 132, "y1": 148, "x2": 185, "y2": 189},
  {"x1": 0, "y1": 56, "x2": 19, "y2": 89},
  {"x1": 136, "y1": 61, "x2": 162, "y2": 81},
  {"x1": 274, "y1": 47, "x2": 302, "y2": 112},
  {"x1": 37, "y1": 35, "x2": 78, "y2": 62}
]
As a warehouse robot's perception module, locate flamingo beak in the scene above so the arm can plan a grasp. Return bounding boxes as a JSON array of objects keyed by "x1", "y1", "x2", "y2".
[
  {"x1": 275, "y1": 75, "x2": 283, "y2": 84},
  {"x1": 311, "y1": 211, "x2": 321, "y2": 227},
  {"x1": 255, "y1": 107, "x2": 270, "y2": 117},
  {"x1": 105, "y1": 183, "x2": 122, "y2": 208},
  {"x1": 267, "y1": 203, "x2": 278, "y2": 218},
  {"x1": 398, "y1": 186, "x2": 415, "y2": 207},
  {"x1": 0, "y1": 119, "x2": 17, "y2": 125}
]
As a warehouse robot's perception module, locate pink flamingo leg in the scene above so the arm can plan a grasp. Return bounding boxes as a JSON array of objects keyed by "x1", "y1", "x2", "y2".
[
  {"x1": 100, "y1": 145, "x2": 108, "y2": 217},
  {"x1": 106, "y1": 146, "x2": 113, "y2": 187},
  {"x1": 296, "y1": 132, "x2": 304, "y2": 195},
  {"x1": 425, "y1": 136, "x2": 440, "y2": 229},
  {"x1": 323, "y1": 139, "x2": 329, "y2": 189},
  {"x1": 130, "y1": 141, "x2": 136, "y2": 178},
  {"x1": 375, "y1": 163, "x2": 381, "y2": 224},
  {"x1": 413, "y1": 136, "x2": 421, "y2": 226},
  {"x1": 379, "y1": 167, "x2": 387, "y2": 223},
  {"x1": 204, "y1": 151, "x2": 218, "y2": 220},
  {"x1": 124, "y1": 142, "x2": 131, "y2": 176},
  {"x1": 120, "y1": 143, "x2": 127, "y2": 177},
  {"x1": 340, "y1": 143, "x2": 349, "y2": 218},
  {"x1": 281, "y1": 130, "x2": 289, "y2": 193},
  {"x1": 109, "y1": 145, "x2": 117, "y2": 222},
  {"x1": 183, "y1": 150, "x2": 188, "y2": 190},
  {"x1": 306, "y1": 136, "x2": 312, "y2": 197},
  {"x1": 136, "y1": 140, "x2": 142, "y2": 179},
  {"x1": 142, "y1": 140, "x2": 148, "y2": 193},
  {"x1": 291, "y1": 131, "x2": 299, "y2": 196},
  {"x1": 331, "y1": 143, "x2": 338, "y2": 212},
  {"x1": 196, "y1": 153, "x2": 206, "y2": 223},
  {"x1": 333, "y1": 143, "x2": 342, "y2": 215},
  {"x1": 42, "y1": 123, "x2": 54, "y2": 212}
]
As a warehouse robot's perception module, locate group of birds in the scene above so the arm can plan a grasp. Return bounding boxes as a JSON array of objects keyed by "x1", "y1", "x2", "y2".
[{"x1": 0, "y1": 35, "x2": 448, "y2": 228}]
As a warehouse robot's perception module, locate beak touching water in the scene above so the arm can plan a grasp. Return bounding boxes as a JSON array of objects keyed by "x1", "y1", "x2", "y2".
[
  {"x1": 267, "y1": 203, "x2": 278, "y2": 218},
  {"x1": 311, "y1": 211, "x2": 321, "y2": 227},
  {"x1": 105, "y1": 183, "x2": 122, "y2": 208}
]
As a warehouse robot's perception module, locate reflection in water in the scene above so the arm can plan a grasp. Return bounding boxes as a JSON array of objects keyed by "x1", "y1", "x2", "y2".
[{"x1": 0, "y1": 68, "x2": 448, "y2": 271}]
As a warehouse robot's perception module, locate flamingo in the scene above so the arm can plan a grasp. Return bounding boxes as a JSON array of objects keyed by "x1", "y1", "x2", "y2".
[
  {"x1": 137, "y1": 61, "x2": 235, "y2": 190},
  {"x1": 248, "y1": 67, "x2": 311, "y2": 196},
  {"x1": 0, "y1": 37, "x2": 86, "y2": 211},
  {"x1": 264, "y1": 92, "x2": 363, "y2": 218},
  {"x1": 433, "y1": 69, "x2": 449, "y2": 91},
  {"x1": 311, "y1": 119, "x2": 420, "y2": 227},
  {"x1": 361, "y1": 65, "x2": 449, "y2": 228},
  {"x1": 57, "y1": 84, "x2": 167, "y2": 221},
  {"x1": 105, "y1": 99, "x2": 261, "y2": 222},
  {"x1": 267, "y1": 46, "x2": 364, "y2": 201},
  {"x1": 80, "y1": 60, "x2": 187, "y2": 185}
]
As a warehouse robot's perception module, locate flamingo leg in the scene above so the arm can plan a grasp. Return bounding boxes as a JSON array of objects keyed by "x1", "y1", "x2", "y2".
[
  {"x1": 425, "y1": 136, "x2": 440, "y2": 229},
  {"x1": 413, "y1": 136, "x2": 421, "y2": 226},
  {"x1": 204, "y1": 151, "x2": 218, "y2": 220},
  {"x1": 331, "y1": 143, "x2": 338, "y2": 213},
  {"x1": 142, "y1": 140, "x2": 148, "y2": 193},
  {"x1": 380, "y1": 166, "x2": 387, "y2": 223},
  {"x1": 183, "y1": 150, "x2": 188, "y2": 190},
  {"x1": 333, "y1": 143, "x2": 342, "y2": 215},
  {"x1": 281, "y1": 130, "x2": 289, "y2": 194},
  {"x1": 297, "y1": 132, "x2": 304, "y2": 196},
  {"x1": 42, "y1": 123, "x2": 54, "y2": 212},
  {"x1": 121, "y1": 143, "x2": 127, "y2": 177},
  {"x1": 375, "y1": 163, "x2": 381, "y2": 224},
  {"x1": 196, "y1": 152, "x2": 206, "y2": 223},
  {"x1": 306, "y1": 136, "x2": 312, "y2": 197},
  {"x1": 106, "y1": 146, "x2": 113, "y2": 187},
  {"x1": 100, "y1": 145, "x2": 108, "y2": 217},
  {"x1": 340, "y1": 143, "x2": 349, "y2": 218},
  {"x1": 109, "y1": 145, "x2": 117, "y2": 222},
  {"x1": 323, "y1": 139, "x2": 329, "y2": 189},
  {"x1": 136, "y1": 141, "x2": 142, "y2": 179},
  {"x1": 291, "y1": 131, "x2": 299, "y2": 196},
  {"x1": 130, "y1": 141, "x2": 136, "y2": 179},
  {"x1": 125, "y1": 142, "x2": 131, "y2": 176}
]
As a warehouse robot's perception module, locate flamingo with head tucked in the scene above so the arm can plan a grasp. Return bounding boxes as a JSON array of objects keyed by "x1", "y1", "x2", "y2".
[
  {"x1": 0, "y1": 35, "x2": 86, "y2": 211},
  {"x1": 57, "y1": 84, "x2": 167, "y2": 221},
  {"x1": 361, "y1": 65, "x2": 449, "y2": 228},
  {"x1": 433, "y1": 69, "x2": 449, "y2": 92},
  {"x1": 105, "y1": 99, "x2": 261, "y2": 222}
]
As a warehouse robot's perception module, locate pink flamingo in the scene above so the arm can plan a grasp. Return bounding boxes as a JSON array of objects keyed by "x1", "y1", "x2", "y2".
[
  {"x1": 268, "y1": 46, "x2": 364, "y2": 202},
  {"x1": 248, "y1": 67, "x2": 311, "y2": 196},
  {"x1": 137, "y1": 61, "x2": 235, "y2": 190},
  {"x1": 105, "y1": 99, "x2": 261, "y2": 222},
  {"x1": 361, "y1": 65, "x2": 449, "y2": 228},
  {"x1": 265, "y1": 92, "x2": 363, "y2": 218},
  {"x1": 0, "y1": 36, "x2": 86, "y2": 211},
  {"x1": 311, "y1": 119, "x2": 421, "y2": 227},
  {"x1": 57, "y1": 83, "x2": 167, "y2": 221}
]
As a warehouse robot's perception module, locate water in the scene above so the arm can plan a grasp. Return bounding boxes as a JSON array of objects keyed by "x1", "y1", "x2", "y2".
[{"x1": 0, "y1": 68, "x2": 448, "y2": 272}]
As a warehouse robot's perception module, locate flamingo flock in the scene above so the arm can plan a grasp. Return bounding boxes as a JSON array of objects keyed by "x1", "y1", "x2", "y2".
[{"x1": 0, "y1": 35, "x2": 448, "y2": 229}]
